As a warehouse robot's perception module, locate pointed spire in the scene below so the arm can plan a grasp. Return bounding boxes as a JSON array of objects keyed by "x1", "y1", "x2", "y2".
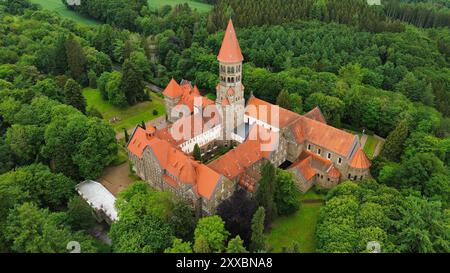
[
  {"x1": 349, "y1": 148, "x2": 371, "y2": 169},
  {"x1": 217, "y1": 19, "x2": 243, "y2": 63},
  {"x1": 163, "y1": 78, "x2": 183, "y2": 98}
]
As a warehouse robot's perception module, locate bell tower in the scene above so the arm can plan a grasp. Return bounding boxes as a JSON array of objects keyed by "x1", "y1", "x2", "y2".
[{"x1": 216, "y1": 19, "x2": 245, "y2": 140}]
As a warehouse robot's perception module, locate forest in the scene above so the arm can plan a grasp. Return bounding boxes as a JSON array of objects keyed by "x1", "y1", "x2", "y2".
[{"x1": 0, "y1": 0, "x2": 448, "y2": 253}]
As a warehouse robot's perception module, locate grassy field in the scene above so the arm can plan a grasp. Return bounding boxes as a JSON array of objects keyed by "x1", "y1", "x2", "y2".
[
  {"x1": 148, "y1": 0, "x2": 213, "y2": 12},
  {"x1": 30, "y1": 0, "x2": 100, "y2": 25},
  {"x1": 266, "y1": 202, "x2": 323, "y2": 253},
  {"x1": 363, "y1": 135, "x2": 379, "y2": 159},
  {"x1": 82, "y1": 88, "x2": 165, "y2": 133},
  {"x1": 265, "y1": 189, "x2": 325, "y2": 253}
]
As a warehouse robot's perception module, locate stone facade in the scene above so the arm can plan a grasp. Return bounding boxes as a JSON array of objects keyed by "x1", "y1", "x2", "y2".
[{"x1": 127, "y1": 19, "x2": 372, "y2": 215}]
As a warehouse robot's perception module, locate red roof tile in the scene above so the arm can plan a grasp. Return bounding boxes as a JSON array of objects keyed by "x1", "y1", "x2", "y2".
[
  {"x1": 208, "y1": 125, "x2": 275, "y2": 179},
  {"x1": 290, "y1": 157, "x2": 316, "y2": 181},
  {"x1": 246, "y1": 96, "x2": 301, "y2": 128},
  {"x1": 127, "y1": 127, "x2": 222, "y2": 200},
  {"x1": 163, "y1": 78, "x2": 183, "y2": 98},
  {"x1": 296, "y1": 117, "x2": 357, "y2": 157},
  {"x1": 217, "y1": 19, "x2": 244, "y2": 63},
  {"x1": 349, "y1": 147, "x2": 371, "y2": 169},
  {"x1": 304, "y1": 107, "x2": 326, "y2": 124},
  {"x1": 327, "y1": 165, "x2": 341, "y2": 178}
]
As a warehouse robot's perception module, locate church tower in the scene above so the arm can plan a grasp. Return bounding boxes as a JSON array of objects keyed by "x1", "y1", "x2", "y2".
[{"x1": 216, "y1": 19, "x2": 245, "y2": 141}]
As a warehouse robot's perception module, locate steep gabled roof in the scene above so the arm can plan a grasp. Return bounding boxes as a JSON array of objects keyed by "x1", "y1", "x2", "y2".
[
  {"x1": 217, "y1": 19, "x2": 244, "y2": 63},
  {"x1": 304, "y1": 107, "x2": 326, "y2": 124},
  {"x1": 208, "y1": 125, "x2": 275, "y2": 180},
  {"x1": 127, "y1": 126, "x2": 158, "y2": 158},
  {"x1": 127, "y1": 126, "x2": 222, "y2": 200},
  {"x1": 246, "y1": 96, "x2": 301, "y2": 128},
  {"x1": 327, "y1": 165, "x2": 341, "y2": 178},
  {"x1": 163, "y1": 78, "x2": 183, "y2": 98},
  {"x1": 290, "y1": 150, "x2": 335, "y2": 181},
  {"x1": 292, "y1": 116, "x2": 358, "y2": 157},
  {"x1": 290, "y1": 157, "x2": 316, "y2": 181},
  {"x1": 349, "y1": 147, "x2": 371, "y2": 169}
]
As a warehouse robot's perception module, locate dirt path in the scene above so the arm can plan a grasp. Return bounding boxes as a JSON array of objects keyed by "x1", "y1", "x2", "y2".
[
  {"x1": 360, "y1": 134, "x2": 368, "y2": 147},
  {"x1": 98, "y1": 163, "x2": 134, "y2": 196},
  {"x1": 372, "y1": 136, "x2": 385, "y2": 158}
]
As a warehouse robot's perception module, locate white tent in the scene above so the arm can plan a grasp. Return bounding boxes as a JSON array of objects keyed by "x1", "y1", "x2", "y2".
[{"x1": 76, "y1": 180, "x2": 118, "y2": 222}]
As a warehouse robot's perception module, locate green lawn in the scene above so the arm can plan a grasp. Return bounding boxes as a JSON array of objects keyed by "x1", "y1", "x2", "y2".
[
  {"x1": 30, "y1": 0, "x2": 100, "y2": 25},
  {"x1": 82, "y1": 88, "x2": 165, "y2": 132},
  {"x1": 148, "y1": 0, "x2": 213, "y2": 12},
  {"x1": 363, "y1": 135, "x2": 379, "y2": 159},
  {"x1": 266, "y1": 202, "x2": 323, "y2": 253}
]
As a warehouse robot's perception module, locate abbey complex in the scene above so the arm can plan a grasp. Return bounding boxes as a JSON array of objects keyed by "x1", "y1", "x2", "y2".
[{"x1": 127, "y1": 20, "x2": 371, "y2": 215}]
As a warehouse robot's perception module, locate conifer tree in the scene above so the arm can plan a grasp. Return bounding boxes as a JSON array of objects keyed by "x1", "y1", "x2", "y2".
[
  {"x1": 193, "y1": 144, "x2": 202, "y2": 161},
  {"x1": 256, "y1": 162, "x2": 277, "y2": 223},
  {"x1": 250, "y1": 207, "x2": 266, "y2": 252},
  {"x1": 381, "y1": 119, "x2": 409, "y2": 161},
  {"x1": 124, "y1": 128, "x2": 130, "y2": 143},
  {"x1": 64, "y1": 79, "x2": 86, "y2": 113},
  {"x1": 121, "y1": 59, "x2": 145, "y2": 105},
  {"x1": 65, "y1": 34, "x2": 86, "y2": 80}
]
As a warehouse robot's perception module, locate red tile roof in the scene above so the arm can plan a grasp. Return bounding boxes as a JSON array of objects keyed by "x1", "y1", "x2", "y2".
[
  {"x1": 293, "y1": 117, "x2": 358, "y2": 157},
  {"x1": 127, "y1": 127, "x2": 221, "y2": 199},
  {"x1": 167, "y1": 80, "x2": 215, "y2": 112},
  {"x1": 327, "y1": 165, "x2": 341, "y2": 178},
  {"x1": 246, "y1": 96, "x2": 301, "y2": 128},
  {"x1": 349, "y1": 147, "x2": 371, "y2": 169},
  {"x1": 165, "y1": 111, "x2": 221, "y2": 146},
  {"x1": 304, "y1": 107, "x2": 326, "y2": 124},
  {"x1": 291, "y1": 157, "x2": 316, "y2": 181},
  {"x1": 217, "y1": 19, "x2": 244, "y2": 63},
  {"x1": 208, "y1": 125, "x2": 275, "y2": 180},
  {"x1": 246, "y1": 96, "x2": 357, "y2": 157},
  {"x1": 290, "y1": 150, "x2": 334, "y2": 180},
  {"x1": 163, "y1": 78, "x2": 183, "y2": 98}
]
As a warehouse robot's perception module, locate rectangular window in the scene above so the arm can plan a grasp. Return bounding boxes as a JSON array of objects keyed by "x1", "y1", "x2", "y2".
[
  {"x1": 317, "y1": 149, "x2": 321, "y2": 155},
  {"x1": 327, "y1": 153, "x2": 331, "y2": 159},
  {"x1": 307, "y1": 144, "x2": 311, "y2": 151},
  {"x1": 338, "y1": 157, "x2": 342, "y2": 164}
]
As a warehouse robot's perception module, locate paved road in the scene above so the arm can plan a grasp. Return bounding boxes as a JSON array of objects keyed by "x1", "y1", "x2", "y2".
[{"x1": 112, "y1": 63, "x2": 211, "y2": 96}]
